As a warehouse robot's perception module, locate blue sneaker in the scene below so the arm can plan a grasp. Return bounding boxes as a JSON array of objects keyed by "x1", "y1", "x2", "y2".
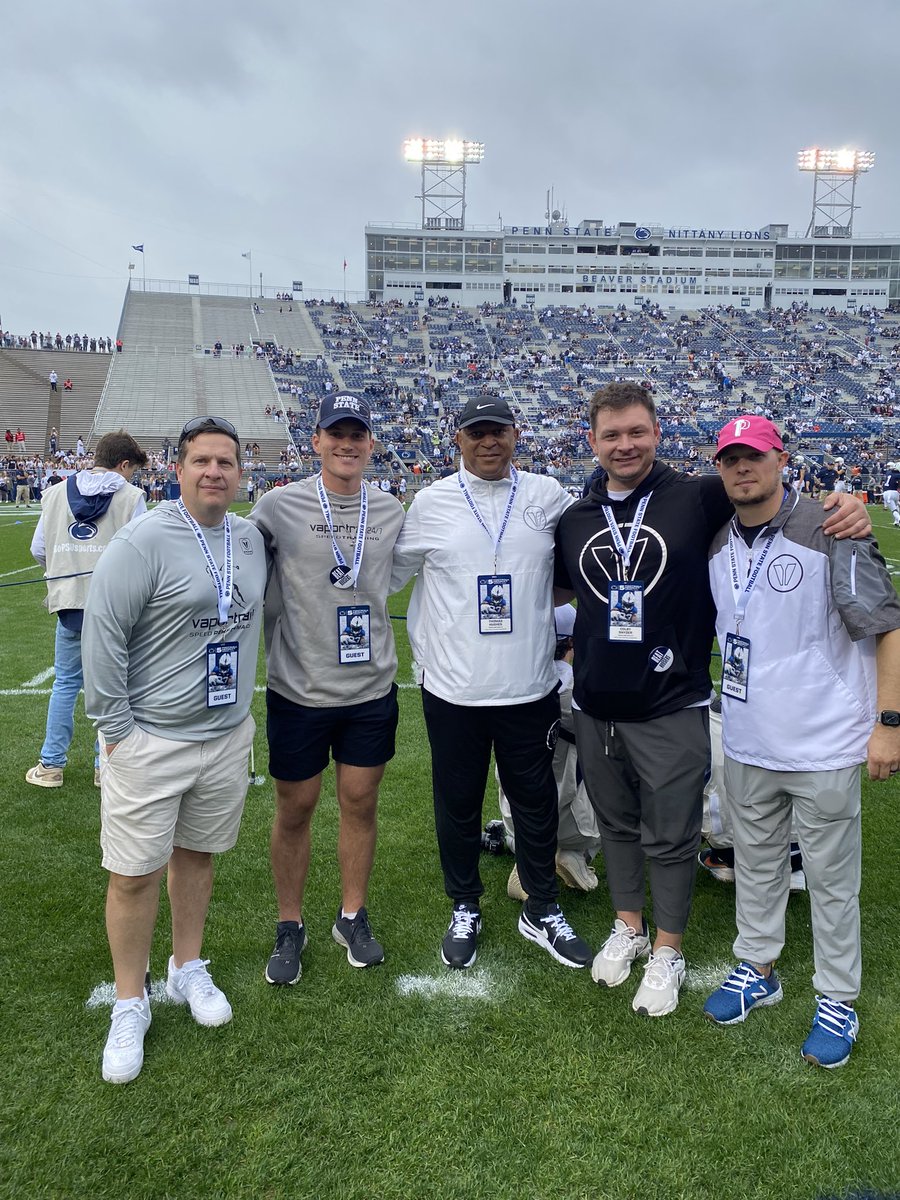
[
  {"x1": 801, "y1": 996, "x2": 859, "y2": 1069},
  {"x1": 703, "y1": 961, "x2": 783, "y2": 1025}
]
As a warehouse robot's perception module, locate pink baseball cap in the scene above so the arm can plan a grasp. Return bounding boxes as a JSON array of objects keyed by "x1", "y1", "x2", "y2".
[{"x1": 715, "y1": 415, "x2": 783, "y2": 458}]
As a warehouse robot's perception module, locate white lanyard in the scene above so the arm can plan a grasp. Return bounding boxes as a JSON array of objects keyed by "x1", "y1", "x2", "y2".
[
  {"x1": 177, "y1": 499, "x2": 233, "y2": 625},
  {"x1": 316, "y1": 474, "x2": 368, "y2": 590},
  {"x1": 458, "y1": 466, "x2": 519, "y2": 571},
  {"x1": 727, "y1": 489, "x2": 797, "y2": 632},
  {"x1": 601, "y1": 493, "x2": 652, "y2": 579}
]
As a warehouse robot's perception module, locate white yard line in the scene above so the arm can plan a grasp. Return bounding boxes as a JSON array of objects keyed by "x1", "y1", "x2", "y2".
[
  {"x1": 0, "y1": 564, "x2": 42, "y2": 580},
  {"x1": 21, "y1": 667, "x2": 55, "y2": 687}
]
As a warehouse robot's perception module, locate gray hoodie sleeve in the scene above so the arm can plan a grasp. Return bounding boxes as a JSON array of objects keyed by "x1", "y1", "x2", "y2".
[
  {"x1": 829, "y1": 535, "x2": 900, "y2": 641},
  {"x1": 82, "y1": 537, "x2": 156, "y2": 742}
]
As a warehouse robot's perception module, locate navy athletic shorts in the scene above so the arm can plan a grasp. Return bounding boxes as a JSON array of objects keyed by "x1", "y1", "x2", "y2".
[{"x1": 265, "y1": 684, "x2": 399, "y2": 782}]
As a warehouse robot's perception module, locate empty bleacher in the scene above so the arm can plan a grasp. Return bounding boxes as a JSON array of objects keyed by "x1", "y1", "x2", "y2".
[
  {"x1": 0, "y1": 348, "x2": 112, "y2": 455},
  {"x1": 90, "y1": 290, "x2": 292, "y2": 460}
]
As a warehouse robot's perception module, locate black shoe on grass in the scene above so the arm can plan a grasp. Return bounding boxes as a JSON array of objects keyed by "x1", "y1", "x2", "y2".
[
  {"x1": 441, "y1": 903, "x2": 482, "y2": 969},
  {"x1": 332, "y1": 907, "x2": 385, "y2": 968},
  {"x1": 265, "y1": 920, "x2": 307, "y2": 985}
]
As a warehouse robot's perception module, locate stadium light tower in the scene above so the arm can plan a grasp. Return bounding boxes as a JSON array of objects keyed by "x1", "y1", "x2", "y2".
[
  {"x1": 798, "y1": 147, "x2": 875, "y2": 237},
  {"x1": 403, "y1": 137, "x2": 485, "y2": 231}
]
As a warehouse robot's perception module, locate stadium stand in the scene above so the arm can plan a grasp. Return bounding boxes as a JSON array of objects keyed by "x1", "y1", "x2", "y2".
[{"x1": 4, "y1": 285, "x2": 900, "y2": 494}]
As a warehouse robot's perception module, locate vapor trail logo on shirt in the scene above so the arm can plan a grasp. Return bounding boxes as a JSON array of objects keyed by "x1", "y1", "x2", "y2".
[
  {"x1": 577, "y1": 523, "x2": 668, "y2": 604},
  {"x1": 766, "y1": 555, "x2": 803, "y2": 592}
]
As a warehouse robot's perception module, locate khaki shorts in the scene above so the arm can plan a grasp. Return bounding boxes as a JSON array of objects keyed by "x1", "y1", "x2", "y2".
[{"x1": 99, "y1": 714, "x2": 255, "y2": 876}]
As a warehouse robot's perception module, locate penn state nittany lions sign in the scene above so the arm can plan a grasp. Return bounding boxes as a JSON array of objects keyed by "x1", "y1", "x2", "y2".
[{"x1": 504, "y1": 224, "x2": 771, "y2": 241}]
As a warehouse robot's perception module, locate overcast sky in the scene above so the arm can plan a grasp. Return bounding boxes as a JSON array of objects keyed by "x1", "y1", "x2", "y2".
[{"x1": 2, "y1": 0, "x2": 898, "y2": 337}]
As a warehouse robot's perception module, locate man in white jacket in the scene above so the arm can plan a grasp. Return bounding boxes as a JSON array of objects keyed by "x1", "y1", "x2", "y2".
[
  {"x1": 704, "y1": 415, "x2": 900, "y2": 1069},
  {"x1": 26, "y1": 430, "x2": 148, "y2": 789},
  {"x1": 392, "y1": 396, "x2": 591, "y2": 972}
]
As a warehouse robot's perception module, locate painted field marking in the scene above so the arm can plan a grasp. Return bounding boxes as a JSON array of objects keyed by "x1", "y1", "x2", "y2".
[
  {"x1": 21, "y1": 666, "x2": 55, "y2": 687},
  {"x1": 0, "y1": 564, "x2": 42, "y2": 580},
  {"x1": 684, "y1": 961, "x2": 737, "y2": 992},
  {"x1": 86, "y1": 980, "x2": 177, "y2": 1009},
  {"x1": 87, "y1": 971, "x2": 502, "y2": 1009},
  {"x1": 395, "y1": 971, "x2": 498, "y2": 1000}
]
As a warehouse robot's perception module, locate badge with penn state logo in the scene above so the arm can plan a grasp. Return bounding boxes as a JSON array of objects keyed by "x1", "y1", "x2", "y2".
[{"x1": 608, "y1": 581, "x2": 643, "y2": 642}]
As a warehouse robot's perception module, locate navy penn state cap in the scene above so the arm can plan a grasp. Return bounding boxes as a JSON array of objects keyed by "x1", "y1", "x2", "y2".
[{"x1": 317, "y1": 392, "x2": 373, "y2": 432}]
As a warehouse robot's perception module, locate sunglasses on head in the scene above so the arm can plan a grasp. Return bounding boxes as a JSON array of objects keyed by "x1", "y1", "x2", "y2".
[{"x1": 178, "y1": 416, "x2": 238, "y2": 446}]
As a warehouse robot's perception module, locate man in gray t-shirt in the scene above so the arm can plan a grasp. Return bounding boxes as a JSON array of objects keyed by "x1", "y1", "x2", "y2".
[
  {"x1": 84, "y1": 417, "x2": 265, "y2": 1086},
  {"x1": 249, "y1": 393, "x2": 404, "y2": 985}
]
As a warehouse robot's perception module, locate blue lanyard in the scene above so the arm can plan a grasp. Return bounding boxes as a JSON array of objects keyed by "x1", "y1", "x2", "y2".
[
  {"x1": 601, "y1": 493, "x2": 652, "y2": 580},
  {"x1": 458, "y1": 465, "x2": 519, "y2": 571},
  {"x1": 177, "y1": 499, "x2": 233, "y2": 625},
  {"x1": 316, "y1": 474, "x2": 368, "y2": 590}
]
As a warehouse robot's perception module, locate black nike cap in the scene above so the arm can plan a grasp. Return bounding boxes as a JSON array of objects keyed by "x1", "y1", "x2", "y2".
[{"x1": 457, "y1": 395, "x2": 516, "y2": 429}]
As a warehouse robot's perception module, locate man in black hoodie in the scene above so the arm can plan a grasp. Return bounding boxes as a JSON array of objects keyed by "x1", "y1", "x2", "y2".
[{"x1": 554, "y1": 383, "x2": 866, "y2": 1018}]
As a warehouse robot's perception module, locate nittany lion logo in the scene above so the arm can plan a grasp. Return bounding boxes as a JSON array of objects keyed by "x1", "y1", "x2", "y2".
[
  {"x1": 766, "y1": 554, "x2": 803, "y2": 593},
  {"x1": 577, "y1": 522, "x2": 668, "y2": 605},
  {"x1": 68, "y1": 520, "x2": 98, "y2": 541}
]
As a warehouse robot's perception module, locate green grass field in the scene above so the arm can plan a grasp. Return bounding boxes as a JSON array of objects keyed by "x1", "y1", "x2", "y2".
[{"x1": 2, "y1": 501, "x2": 899, "y2": 1200}]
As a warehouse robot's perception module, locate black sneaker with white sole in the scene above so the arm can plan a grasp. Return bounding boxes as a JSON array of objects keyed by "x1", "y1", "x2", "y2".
[
  {"x1": 265, "y1": 920, "x2": 307, "y2": 985},
  {"x1": 518, "y1": 901, "x2": 591, "y2": 968},
  {"x1": 441, "y1": 902, "x2": 482, "y2": 969},
  {"x1": 332, "y1": 907, "x2": 385, "y2": 968}
]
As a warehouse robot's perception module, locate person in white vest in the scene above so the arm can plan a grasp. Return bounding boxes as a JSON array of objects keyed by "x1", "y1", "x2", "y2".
[{"x1": 26, "y1": 430, "x2": 148, "y2": 789}]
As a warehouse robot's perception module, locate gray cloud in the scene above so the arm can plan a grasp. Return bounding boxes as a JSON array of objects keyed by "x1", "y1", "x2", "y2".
[{"x1": 2, "y1": 0, "x2": 897, "y2": 335}]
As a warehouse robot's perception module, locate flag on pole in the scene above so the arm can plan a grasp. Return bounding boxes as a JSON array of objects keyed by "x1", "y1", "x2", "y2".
[
  {"x1": 132, "y1": 244, "x2": 144, "y2": 253},
  {"x1": 343, "y1": 259, "x2": 348, "y2": 270},
  {"x1": 242, "y1": 251, "x2": 251, "y2": 260}
]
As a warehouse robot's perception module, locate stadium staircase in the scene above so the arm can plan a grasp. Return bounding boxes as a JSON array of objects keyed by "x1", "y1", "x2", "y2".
[
  {"x1": 0, "y1": 348, "x2": 112, "y2": 456},
  {"x1": 255, "y1": 303, "x2": 325, "y2": 357},
  {"x1": 88, "y1": 291, "x2": 294, "y2": 461}
]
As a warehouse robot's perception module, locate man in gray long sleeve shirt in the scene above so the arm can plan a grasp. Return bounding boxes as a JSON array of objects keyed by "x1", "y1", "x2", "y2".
[{"x1": 83, "y1": 417, "x2": 265, "y2": 1085}]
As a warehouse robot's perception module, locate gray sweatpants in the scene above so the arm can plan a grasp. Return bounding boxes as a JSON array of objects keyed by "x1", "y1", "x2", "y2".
[
  {"x1": 724, "y1": 757, "x2": 862, "y2": 1003},
  {"x1": 574, "y1": 706, "x2": 709, "y2": 934}
]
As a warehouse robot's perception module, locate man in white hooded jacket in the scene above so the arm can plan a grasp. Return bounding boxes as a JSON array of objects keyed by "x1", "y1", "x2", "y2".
[{"x1": 25, "y1": 430, "x2": 148, "y2": 789}]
